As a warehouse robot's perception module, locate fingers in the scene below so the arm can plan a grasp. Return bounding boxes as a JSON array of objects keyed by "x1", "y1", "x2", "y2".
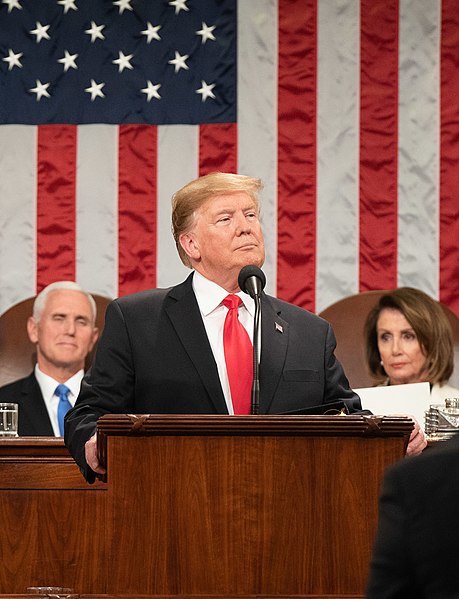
[
  {"x1": 84, "y1": 433, "x2": 106, "y2": 475},
  {"x1": 405, "y1": 423, "x2": 427, "y2": 456}
]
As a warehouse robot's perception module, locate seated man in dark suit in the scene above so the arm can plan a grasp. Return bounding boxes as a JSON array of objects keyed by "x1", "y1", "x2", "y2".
[
  {"x1": 0, "y1": 281, "x2": 99, "y2": 436},
  {"x1": 366, "y1": 433, "x2": 459, "y2": 598},
  {"x1": 64, "y1": 172, "x2": 426, "y2": 483}
]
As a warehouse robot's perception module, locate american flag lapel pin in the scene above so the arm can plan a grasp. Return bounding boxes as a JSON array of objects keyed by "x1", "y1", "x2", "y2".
[{"x1": 275, "y1": 322, "x2": 283, "y2": 333}]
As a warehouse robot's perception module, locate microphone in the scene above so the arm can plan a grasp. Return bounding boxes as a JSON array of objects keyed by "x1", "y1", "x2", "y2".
[
  {"x1": 238, "y1": 265, "x2": 266, "y2": 299},
  {"x1": 238, "y1": 265, "x2": 266, "y2": 415}
]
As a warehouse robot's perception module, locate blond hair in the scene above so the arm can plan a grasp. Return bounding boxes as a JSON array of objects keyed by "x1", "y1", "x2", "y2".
[{"x1": 171, "y1": 172, "x2": 263, "y2": 267}]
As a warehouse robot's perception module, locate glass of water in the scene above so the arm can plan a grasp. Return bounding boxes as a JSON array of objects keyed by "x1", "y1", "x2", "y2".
[{"x1": 0, "y1": 403, "x2": 18, "y2": 436}]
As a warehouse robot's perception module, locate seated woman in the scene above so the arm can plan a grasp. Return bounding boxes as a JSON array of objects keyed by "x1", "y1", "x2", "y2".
[{"x1": 364, "y1": 287, "x2": 459, "y2": 402}]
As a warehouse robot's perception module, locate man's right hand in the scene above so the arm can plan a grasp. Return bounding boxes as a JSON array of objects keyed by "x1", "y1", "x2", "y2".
[{"x1": 84, "y1": 433, "x2": 106, "y2": 475}]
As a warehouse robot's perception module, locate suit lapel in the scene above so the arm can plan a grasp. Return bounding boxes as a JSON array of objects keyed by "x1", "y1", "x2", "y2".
[
  {"x1": 165, "y1": 275, "x2": 228, "y2": 413},
  {"x1": 21, "y1": 374, "x2": 55, "y2": 435},
  {"x1": 259, "y1": 295, "x2": 289, "y2": 413}
]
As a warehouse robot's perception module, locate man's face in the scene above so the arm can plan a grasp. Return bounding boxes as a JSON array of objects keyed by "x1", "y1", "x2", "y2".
[
  {"x1": 27, "y1": 289, "x2": 99, "y2": 375},
  {"x1": 180, "y1": 191, "x2": 265, "y2": 291}
]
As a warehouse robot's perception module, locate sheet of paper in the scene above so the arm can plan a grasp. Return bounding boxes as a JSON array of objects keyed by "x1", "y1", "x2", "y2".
[{"x1": 355, "y1": 382, "x2": 431, "y2": 430}]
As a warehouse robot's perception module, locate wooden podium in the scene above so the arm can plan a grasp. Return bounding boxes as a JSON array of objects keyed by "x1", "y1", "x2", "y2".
[{"x1": 97, "y1": 413, "x2": 413, "y2": 598}]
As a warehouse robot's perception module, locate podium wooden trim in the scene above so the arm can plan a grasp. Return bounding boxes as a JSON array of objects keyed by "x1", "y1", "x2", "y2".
[{"x1": 96, "y1": 414, "x2": 413, "y2": 597}]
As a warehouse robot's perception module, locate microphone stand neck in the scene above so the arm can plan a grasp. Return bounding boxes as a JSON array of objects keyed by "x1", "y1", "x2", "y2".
[{"x1": 251, "y1": 294, "x2": 261, "y2": 415}]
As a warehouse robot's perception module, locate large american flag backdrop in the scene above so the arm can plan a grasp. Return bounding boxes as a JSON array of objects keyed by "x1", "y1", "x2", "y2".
[{"x1": 0, "y1": 0, "x2": 458, "y2": 318}]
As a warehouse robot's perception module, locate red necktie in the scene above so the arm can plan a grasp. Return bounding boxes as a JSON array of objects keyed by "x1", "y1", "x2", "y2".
[{"x1": 222, "y1": 294, "x2": 253, "y2": 415}]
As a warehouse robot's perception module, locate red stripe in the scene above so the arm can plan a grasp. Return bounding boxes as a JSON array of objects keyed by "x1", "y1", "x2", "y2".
[
  {"x1": 359, "y1": 0, "x2": 399, "y2": 292},
  {"x1": 440, "y1": 0, "x2": 459, "y2": 315},
  {"x1": 199, "y1": 123, "x2": 237, "y2": 175},
  {"x1": 36, "y1": 125, "x2": 77, "y2": 292},
  {"x1": 118, "y1": 125, "x2": 157, "y2": 297},
  {"x1": 277, "y1": 0, "x2": 317, "y2": 311}
]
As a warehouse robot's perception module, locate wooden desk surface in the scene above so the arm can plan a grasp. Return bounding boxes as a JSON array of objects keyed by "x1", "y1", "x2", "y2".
[{"x1": 0, "y1": 595, "x2": 365, "y2": 599}]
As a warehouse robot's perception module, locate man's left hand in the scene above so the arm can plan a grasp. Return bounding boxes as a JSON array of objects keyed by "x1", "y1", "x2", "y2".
[{"x1": 405, "y1": 416, "x2": 427, "y2": 456}]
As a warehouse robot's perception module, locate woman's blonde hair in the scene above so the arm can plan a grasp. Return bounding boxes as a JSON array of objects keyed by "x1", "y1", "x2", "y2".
[{"x1": 171, "y1": 172, "x2": 263, "y2": 267}]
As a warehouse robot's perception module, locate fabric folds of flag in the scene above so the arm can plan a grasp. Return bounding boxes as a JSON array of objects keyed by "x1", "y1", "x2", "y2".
[{"x1": 0, "y1": 0, "x2": 458, "y2": 320}]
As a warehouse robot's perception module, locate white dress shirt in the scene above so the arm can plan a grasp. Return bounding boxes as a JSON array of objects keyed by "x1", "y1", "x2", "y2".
[
  {"x1": 192, "y1": 271, "x2": 256, "y2": 414},
  {"x1": 34, "y1": 364, "x2": 84, "y2": 436}
]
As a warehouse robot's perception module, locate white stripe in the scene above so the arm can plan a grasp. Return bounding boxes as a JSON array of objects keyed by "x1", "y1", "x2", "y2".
[
  {"x1": 76, "y1": 125, "x2": 118, "y2": 300},
  {"x1": 237, "y1": 0, "x2": 278, "y2": 297},
  {"x1": 316, "y1": 0, "x2": 360, "y2": 313},
  {"x1": 397, "y1": 0, "x2": 440, "y2": 298},
  {"x1": 156, "y1": 125, "x2": 199, "y2": 288},
  {"x1": 0, "y1": 125, "x2": 37, "y2": 314}
]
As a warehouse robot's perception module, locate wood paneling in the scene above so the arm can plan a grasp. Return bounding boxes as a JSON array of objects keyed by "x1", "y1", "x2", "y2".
[
  {"x1": 0, "y1": 415, "x2": 412, "y2": 598},
  {"x1": 97, "y1": 414, "x2": 413, "y2": 597},
  {"x1": 0, "y1": 438, "x2": 107, "y2": 594}
]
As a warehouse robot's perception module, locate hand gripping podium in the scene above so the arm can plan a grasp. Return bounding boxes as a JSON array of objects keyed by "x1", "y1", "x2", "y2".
[{"x1": 96, "y1": 413, "x2": 413, "y2": 598}]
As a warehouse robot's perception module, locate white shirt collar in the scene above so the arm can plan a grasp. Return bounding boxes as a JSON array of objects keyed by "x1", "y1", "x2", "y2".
[
  {"x1": 192, "y1": 270, "x2": 254, "y2": 316},
  {"x1": 34, "y1": 364, "x2": 84, "y2": 404}
]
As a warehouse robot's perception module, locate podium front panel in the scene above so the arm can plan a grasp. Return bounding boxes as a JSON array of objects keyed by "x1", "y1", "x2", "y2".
[{"x1": 102, "y1": 419, "x2": 407, "y2": 596}]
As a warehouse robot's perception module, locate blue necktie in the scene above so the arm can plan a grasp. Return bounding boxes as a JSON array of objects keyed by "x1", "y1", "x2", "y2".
[{"x1": 55, "y1": 384, "x2": 72, "y2": 437}]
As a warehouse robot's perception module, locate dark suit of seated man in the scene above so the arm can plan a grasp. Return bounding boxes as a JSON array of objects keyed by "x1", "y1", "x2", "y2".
[
  {"x1": 366, "y1": 433, "x2": 459, "y2": 598},
  {"x1": 0, "y1": 281, "x2": 99, "y2": 436},
  {"x1": 64, "y1": 172, "x2": 426, "y2": 483}
]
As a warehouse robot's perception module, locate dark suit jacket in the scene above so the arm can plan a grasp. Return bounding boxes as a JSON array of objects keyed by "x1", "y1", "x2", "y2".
[
  {"x1": 65, "y1": 273, "x2": 361, "y2": 481},
  {"x1": 0, "y1": 372, "x2": 54, "y2": 435},
  {"x1": 366, "y1": 434, "x2": 459, "y2": 599}
]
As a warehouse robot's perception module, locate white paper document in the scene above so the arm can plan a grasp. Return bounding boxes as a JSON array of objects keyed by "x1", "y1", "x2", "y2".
[{"x1": 355, "y1": 382, "x2": 431, "y2": 430}]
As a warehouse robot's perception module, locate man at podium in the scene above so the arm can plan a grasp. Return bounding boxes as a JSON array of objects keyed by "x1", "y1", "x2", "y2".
[{"x1": 65, "y1": 172, "x2": 425, "y2": 483}]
